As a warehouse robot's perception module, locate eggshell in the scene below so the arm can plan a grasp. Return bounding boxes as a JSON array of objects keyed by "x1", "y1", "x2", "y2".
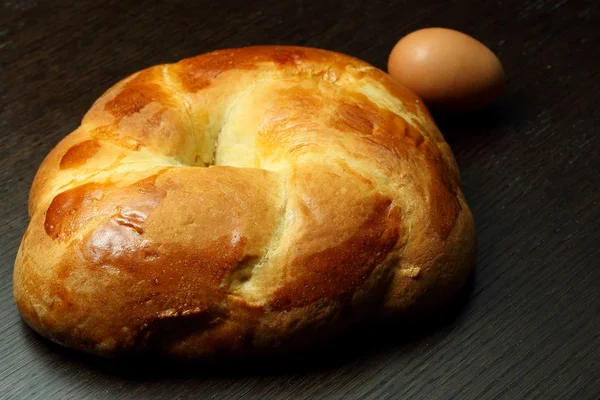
[{"x1": 387, "y1": 28, "x2": 505, "y2": 111}]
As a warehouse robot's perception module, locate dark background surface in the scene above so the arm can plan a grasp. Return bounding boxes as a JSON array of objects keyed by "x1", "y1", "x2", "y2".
[{"x1": 1, "y1": 0, "x2": 599, "y2": 399}]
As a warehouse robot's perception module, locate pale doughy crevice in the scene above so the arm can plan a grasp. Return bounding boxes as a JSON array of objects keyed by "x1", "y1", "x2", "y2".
[
  {"x1": 230, "y1": 171, "x2": 289, "y2": 299},
  {"x1": 212, "y1": 80, "x2": 262, "y2": 168},
  {"x1": 357, "y1": 81, "x2": 425, "y2": 128},
  {"x1": 161, "y1": 65, "x2": 200, "y2": 167}
]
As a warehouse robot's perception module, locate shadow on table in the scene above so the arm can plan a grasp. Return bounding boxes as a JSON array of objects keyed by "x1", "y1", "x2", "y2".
[
  {"x1": 432, "y1": 97, "x2": 523, "y2": 147},
  {"x1": 22, "y1": 269, "x2": 476, "y2": 380}
]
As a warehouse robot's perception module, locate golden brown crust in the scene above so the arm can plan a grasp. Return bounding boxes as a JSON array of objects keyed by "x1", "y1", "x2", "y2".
[{"x1": 13, "y1": 46, "x2": 476, "y2": 358}]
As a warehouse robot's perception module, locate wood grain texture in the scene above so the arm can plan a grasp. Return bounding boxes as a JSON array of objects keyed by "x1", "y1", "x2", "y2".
[{"x1": 1, "y1": 0, "x2": 598, "y2": 399}]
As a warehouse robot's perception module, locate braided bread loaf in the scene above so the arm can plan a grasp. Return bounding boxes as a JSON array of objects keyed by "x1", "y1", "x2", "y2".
[{"x1": 13, "y1": 46, "x2": 476, "y2": 358}]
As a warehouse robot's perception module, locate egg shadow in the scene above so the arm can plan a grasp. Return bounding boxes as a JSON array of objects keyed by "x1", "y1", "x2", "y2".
[
  {"x1": 431, "y1": 97, "x2": 523, "y2": 147},
  {"x1": 23, "y1": 269, "x2": 476, "y2": 380}
]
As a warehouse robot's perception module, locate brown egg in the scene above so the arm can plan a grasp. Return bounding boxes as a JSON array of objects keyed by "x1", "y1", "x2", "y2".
[{"x1": 387, "y1": 28, "x2": 505, "y2": 111}]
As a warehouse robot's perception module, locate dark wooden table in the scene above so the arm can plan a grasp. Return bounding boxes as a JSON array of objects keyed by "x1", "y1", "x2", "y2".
[{"x1": 1, "y1": 0, "x2": 599, "y2": 399}]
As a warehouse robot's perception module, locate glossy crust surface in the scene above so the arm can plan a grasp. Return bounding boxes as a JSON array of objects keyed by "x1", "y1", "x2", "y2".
[{"x1": 13, "y1": 46, "x2": 476, "y2": 358}]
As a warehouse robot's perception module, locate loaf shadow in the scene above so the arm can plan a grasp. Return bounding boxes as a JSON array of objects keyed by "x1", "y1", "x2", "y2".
[{"x1": 26, "y1": 270, "x2": 475, "y2": 380}]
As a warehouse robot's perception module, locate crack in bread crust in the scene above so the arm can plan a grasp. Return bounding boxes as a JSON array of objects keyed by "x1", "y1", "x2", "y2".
[{"x1": 13, "y1": 46, "x2": 476, "y2": 358}]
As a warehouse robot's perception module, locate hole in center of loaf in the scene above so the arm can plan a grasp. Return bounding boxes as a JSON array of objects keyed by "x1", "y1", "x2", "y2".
[
  {"x1": 193, "y1": 154, "x2": 213, "y2": 168},
  {"x1": 191, "y1": 142, "x2": 257, "y2": 168},
  {"x1": 188, "y1": 81, "x2": 263, "y2": 169},
  {"x1": 191, "y1": 126, "x2": 260, "y2": 169}
]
